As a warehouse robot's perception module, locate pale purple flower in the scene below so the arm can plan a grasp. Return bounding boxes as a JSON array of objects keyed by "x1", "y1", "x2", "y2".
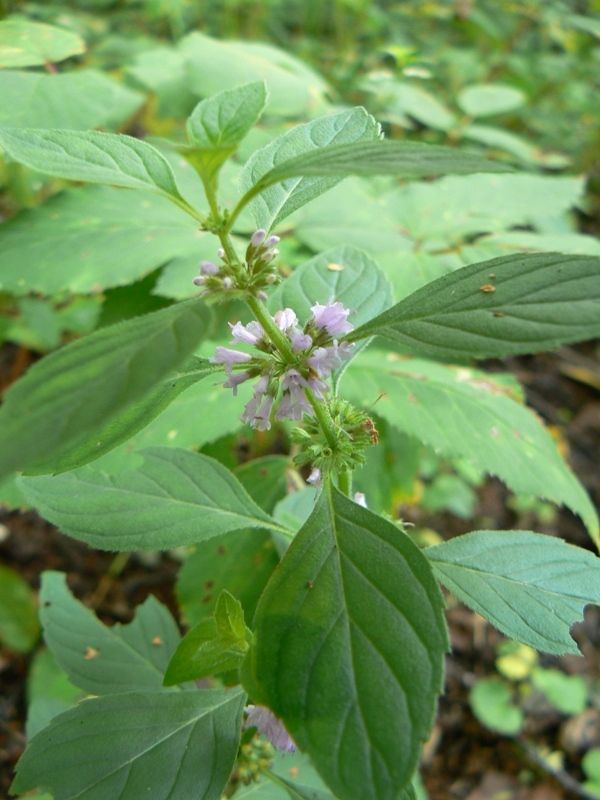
[
  {"x1": 223, "y1": 371, "x2": 251, "y2": 396},
  {"x1": 311, "y1": 301, "x2": 353, "y2": 337},
  {"x1": 229, "y1": 320, "x2": 263, "y2": 345},
  {"x1": 211, "y1": 347, "x2": 252, "y2": 373},
  {"x1": 307, "y1": 467, "x2": 321, "y2": 486},
  {"x1": 251, "y1": 229, "x2": 267, "y2": 247},
  {"x1": 265, "y1": 234, "x2": 280, "y2": 248},
  {"x1": 242, "y1": 376, "x2": 273, "y2": 430},
  {"x1": 199, "y1": 260, "x2": 219, "y2": 275},
  {"x1": 290, "y1": 329, "x2": 313, "y2": 352},
  {"x1": 276, "y1": 370, "x2": 314, "y2": 420},
  {"x1": 245, "y1": 705, "x2": 296, "y2": 753},
  {"x1": 274, "y1": 308, "x2": 297, "y2": 332},
  {"x1": 354, "y1": 492, "x2": 367, "y2": 508},
  {"x1": 308, "y1": 346, "x2": 340, "y2": 373}
]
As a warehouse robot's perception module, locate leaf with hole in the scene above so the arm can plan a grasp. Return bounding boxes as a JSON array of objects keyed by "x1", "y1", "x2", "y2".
[{"x1": 427, "y1": 531, "x2": 600, "y2": 654}]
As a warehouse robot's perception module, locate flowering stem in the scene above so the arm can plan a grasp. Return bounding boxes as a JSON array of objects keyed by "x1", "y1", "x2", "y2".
[
  {"x1": 305, "y1": 386, "x2": 338, "y2": 451},
  {"x1": 246, "y1": 295, "x2": 295, "y2": 363},
  {"x1": 338, "y1": 467, "x2": 353, "y2": 497}
]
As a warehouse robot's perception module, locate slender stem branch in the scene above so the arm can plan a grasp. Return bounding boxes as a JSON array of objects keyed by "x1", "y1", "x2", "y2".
[
  {"x1": 305, "y1": 386, "x2": 338, "y2": 450},
  {"x1": 246, "y1": 295, "x2": 295, "y2": 362},
  {"x1": 338, "y1": 468, "x2": 352, "y2": 497}
]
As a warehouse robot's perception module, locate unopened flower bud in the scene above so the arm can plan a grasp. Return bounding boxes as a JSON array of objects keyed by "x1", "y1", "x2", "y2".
[
  {"x1": 192, "y1": 276, "x2": 205, "y2": 286},
  {"x1": 222, "y1": 277, "x2": 234, "y2": 289},
  {"x1": 217, "y1": 247, "x2": 226, "y2": 259},
  {"x1": 251, "y1": 229, "x2": 267, "y2": 247},
  {"x1": 265, "y1": 235, "x2": 280, "y2": 248},
  {"x1": 199, "y1": 260, "x2": 219, "y2": 275}
]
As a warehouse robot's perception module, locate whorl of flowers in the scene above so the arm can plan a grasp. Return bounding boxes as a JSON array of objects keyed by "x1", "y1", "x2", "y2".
[{"x1": 211, "y1": 302, "x2": 354, "y2": 431}]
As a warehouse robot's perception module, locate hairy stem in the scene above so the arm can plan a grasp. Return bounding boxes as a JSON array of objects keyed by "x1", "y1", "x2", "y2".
[{"x1": 305, "y1": 386, "x2": 338, "y2": 451}]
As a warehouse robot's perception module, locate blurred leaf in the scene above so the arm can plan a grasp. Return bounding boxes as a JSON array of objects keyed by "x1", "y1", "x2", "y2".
[
  {"x1": 381, "y1": 82, "x2": 456, "y2": 130},
  {"x1": 457, "y1": 83, "x2": 526, "y2": 117},
  {"x1": 0, "y1": 19, "x2": 85, "y2": 68},
  {"x1": 235, "y1": 456, "x2": 290, "y2": 514},
  {"x1": 0, "y1": 298, "x2": 210, "y2": 479},
  {"x1": 470, "y1": 678, "x2": 523, "y2": 735},
  {"x1": 273, "y1": 488, "x2": 317, "y2": 533},
  {"x1": 0, "y1": 186, "x2": 207, "y2": 296},
  {"x1": 181, "y1": 32, "x2": 329, "y2": 118},
  {"x1": 12, "y1": 689, "x2": 246, "y2": 800},
  {"x1": 531, "y1": 668, "x2": 587, "y2": 714},
  {"x1": 177, "y1": 529, "x2": 279, "y2": 626},
  {"x1": 21, "y1": 449, "x2": 288, "y2": 551},
  {"x1": 0, "y1": 564, "x2": 39, "y2": 652},
  {"x1": 428, "y1": 531, "x2": 600, "y2": 654},
  {"x1": 0, "y1": 69, "x2": 142, "y2": 130}
]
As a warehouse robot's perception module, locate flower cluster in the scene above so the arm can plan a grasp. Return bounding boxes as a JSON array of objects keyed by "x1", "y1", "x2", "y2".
[
  {"x1": 192, "y1": 229, "x2": 281, "y2": 297},
  {"x1": 292, "y1": 397, "x2": 378, "y2": 476},
  {"x1": 211, "y1": 302, "x2": 354, "y2": 431}
]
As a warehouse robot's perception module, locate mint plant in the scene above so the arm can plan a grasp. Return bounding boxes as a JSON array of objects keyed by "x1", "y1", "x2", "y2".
[{"x1": 2, "y1": 81, "x2": 600, "y2": 800}]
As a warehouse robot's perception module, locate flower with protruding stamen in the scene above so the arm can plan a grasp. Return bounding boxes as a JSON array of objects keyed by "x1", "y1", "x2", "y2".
[
  {"x1": 223, "y1": 371, "x2": 251, "y2": 396},
  {"x1": 211, "y1": 347, "x2": 252, "y2": 374},
  {"x1": 311, "y1": 301, "x2": 353, "y2": 337},
  {"x1": 229, "y1": 321, "x2": 263, "y2": 345},
  {"x1": 290, "y1": 330, "x2": 313, "y2": 352},
  {"x1": 274, "y1": 308, "x2": 297, "y2": 332}
]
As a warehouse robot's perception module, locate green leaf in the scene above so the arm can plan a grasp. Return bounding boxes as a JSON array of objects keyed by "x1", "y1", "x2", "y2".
[
  {"x1": 26, "y1": 648, "x2": 82, "y2": 738},
  {"x1": 0, "y1": 19, "x2": 85, "y2": 68},
  {"x1": 27, "y1": 358, "x2": 218, "y2": 474},
  {"x1": 164, "y1": 591, "x2": 250, "y2": 685},
  {"x1": 269, "y1": 245, "x2": 393, "y2": 329},
  {"x1": 235, "y1": 455, "x2": 290, "y2": 514},
  {"x1": 266, "y1": 772, "x2": 334, "y2": 800},
  {"x1": 185, "y1": 81, "x2": 267, "y2": 176},
  {"x1": 20, "y1": 449, "x2": 288, "y2": 551},
  {"x1": 0, "y1": 69, "x2": 142, "y2": 130},
  {"x1": 177, "y1": 529, "x2": 279, "y2": 626},
  {"x1": 342, "y1": 353, "x2": 598, "y2": 538},
  {"x1": 457, "y1": 83, "x2": 526, "y2": 117},
  {"x1": 0, "y1": 564, "x2": 39, "y2": 652},
  {"x1": 11, "y1": 688, "x2": 246, "y2": 800},
  {"x1": 427, "y1": 531, "x2": 600, "y2": 655},
  {"x1": 273, "y1": 488, "x2": 318, "y2": 534},
  {"x1": 248, "y1": 140, "x2": 510, "y2": 210},
  {"x1": 470, "y1": 678, "x2": 523, "y2": 735},
  {"x1": 531, "y1": 668, "x2": 587, "y2": 714},
  {"x1": 0, "y1": 299, "x2": 209, "y2": 480},
  {"x1": 39, "y1": 571, "x2": 182, "y2": 694},
  {"x1": 348, "y1": 253, "x2": 600, "y2": 360},
  {"x1": 381, "y1": 82, "x2": 456, "y2": 131},
  {"x1": 0, "y1": 128, "x2": 191, "y2": 207},
  {"x1": 182, "y1": 32, "x2": 329, "y2": 118},
  {"x1": 240, "y1": 107, "x2": 382, "y2": 230},
  {"x1": 249, "y1": 484, "x2": 447, "y2": 800},
  {"x1": 0, "y1": 186, "x2": 208, "y2": 296}
]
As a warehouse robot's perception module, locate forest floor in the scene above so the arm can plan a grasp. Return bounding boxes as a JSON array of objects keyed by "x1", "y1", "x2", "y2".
[{"x1": 1, "y1": 343, "x2": 599, "y2": 800}]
